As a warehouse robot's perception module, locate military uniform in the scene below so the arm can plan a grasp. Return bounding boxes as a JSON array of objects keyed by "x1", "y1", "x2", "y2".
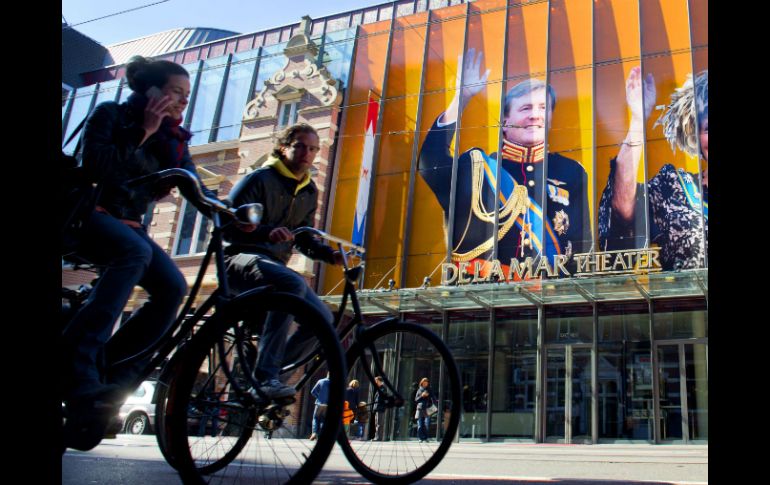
[{"x1": 418, "y1": 118, "x2": 591, "y2": 271}]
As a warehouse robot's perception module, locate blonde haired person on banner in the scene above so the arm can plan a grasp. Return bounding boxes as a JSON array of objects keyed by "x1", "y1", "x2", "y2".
[{"x1": 597, "y1": 68, "x2": 708, "y2": 270}]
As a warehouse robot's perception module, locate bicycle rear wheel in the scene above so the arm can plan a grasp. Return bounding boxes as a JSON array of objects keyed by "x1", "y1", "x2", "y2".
[
  {"x1": 164, "y1": 291, "x2": 346, "y2": 484},
  {"x1": 337, "y1": 320, "x2": 461, "y2": 484}
]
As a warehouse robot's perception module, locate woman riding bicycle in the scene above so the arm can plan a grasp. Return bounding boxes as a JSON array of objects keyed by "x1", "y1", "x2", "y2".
[{"x1": 62, "y1": 56, "x2": 215, "y2": 442}]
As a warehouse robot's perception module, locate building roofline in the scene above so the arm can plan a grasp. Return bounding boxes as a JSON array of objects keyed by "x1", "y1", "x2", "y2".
[
  {"x1": 93, "y1": 0, "x2": 398, "y2": 71},
  {"x1": 105, "y1": 26, "x2": 240, "y2": 48}
]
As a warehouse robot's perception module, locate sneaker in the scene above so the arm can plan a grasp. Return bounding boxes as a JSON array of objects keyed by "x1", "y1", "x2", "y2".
[
  {"x1": 63, "y1": 399, "x2": 121, "y2": 451},
  {"x1": 309, "y1": 433, "x2": 317, "y2": 441},
  {"x1": 257, "y1": 379, "x2": 295, "y2": 400}
]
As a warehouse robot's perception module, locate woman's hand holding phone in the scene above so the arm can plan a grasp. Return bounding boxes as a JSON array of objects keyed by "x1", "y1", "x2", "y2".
[{"x1": 139, "y1": 86, "x2": 172, "y2": 146}]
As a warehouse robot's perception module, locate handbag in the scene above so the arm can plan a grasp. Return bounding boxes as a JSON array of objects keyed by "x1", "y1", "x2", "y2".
[
  {"x1": 61, "y1": 118, "x2": 103, "y2": 257},
  {"x1": 426, "y1": 403, "x2": 438, "y2": 417}
]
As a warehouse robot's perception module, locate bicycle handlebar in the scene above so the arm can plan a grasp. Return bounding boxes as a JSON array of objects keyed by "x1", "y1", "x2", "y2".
[
  {"x1": 126, "y1": 170, "x2": 363, "y2": 255},
  {"x1": 292, "y1": 227, "x2": 366, "y2": 255},
  {"x1": 125, "y1": 169, "x2": 260, "y2": 225}
]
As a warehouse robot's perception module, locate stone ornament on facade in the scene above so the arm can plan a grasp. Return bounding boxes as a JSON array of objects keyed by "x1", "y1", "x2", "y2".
[
  {"x1": 242, "y1": 18, "x2": 342, "y2": 124},
  {"x1": 243, "y1": 58, "x2": 340, "y2": 121}
]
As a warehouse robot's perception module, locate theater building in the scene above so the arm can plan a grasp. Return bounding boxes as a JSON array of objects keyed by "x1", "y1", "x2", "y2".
[{"x1": 62, "y1": 0, "x2": 707, "y2": 444}]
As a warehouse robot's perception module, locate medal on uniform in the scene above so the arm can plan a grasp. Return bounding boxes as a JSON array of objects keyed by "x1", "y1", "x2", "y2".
[
  {"x1": 548, "y1": 184, "x2": 570, "y2": 206},
  {"x1": 553, "y1": 210, "x2": 569, "y2": 236}
]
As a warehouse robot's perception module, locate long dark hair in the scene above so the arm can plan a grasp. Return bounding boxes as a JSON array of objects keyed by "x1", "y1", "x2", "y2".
[
  {"x1": 272, "y1": 123, "x2": 318, "y2": 160},
  {"x1": 125, "y1": 55, "x2": 189, "y2": 94}
]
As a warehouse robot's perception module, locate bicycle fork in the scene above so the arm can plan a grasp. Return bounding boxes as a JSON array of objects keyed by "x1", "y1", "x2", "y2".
[{"x1": 355, "y1": 326, "x2": 405, "y2": 410}]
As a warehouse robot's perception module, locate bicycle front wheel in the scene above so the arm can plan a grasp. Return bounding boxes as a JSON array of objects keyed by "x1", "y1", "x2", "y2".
[
  {"x1": 337, "y1": 320, "x2": 461, "y2": 484},
  {"x1": 164, "y1": 291, "x2": 346, "y2": 485}
]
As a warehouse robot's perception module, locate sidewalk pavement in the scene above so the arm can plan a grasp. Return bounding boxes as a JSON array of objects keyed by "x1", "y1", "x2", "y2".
[{"x1": 66, "y1": 435, "x2": 708, "y2": 484}]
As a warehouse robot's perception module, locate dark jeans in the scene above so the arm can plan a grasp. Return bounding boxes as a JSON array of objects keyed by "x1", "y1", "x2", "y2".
[
  {"x1": 63, "y1": 211, "x2": 187, "y2": 397},
  {"x1": 224, "y1": 253, "x2": 333, "y2": 382},
  {"x1": 375, "y1": 410, "x2": 386, "y2": 440},
  {"x1": 312, "y1": 403, "x2": 327, "y2": 434},
  {"x1": 417, "y1": 414, "x2": 431, "y2": 440}
]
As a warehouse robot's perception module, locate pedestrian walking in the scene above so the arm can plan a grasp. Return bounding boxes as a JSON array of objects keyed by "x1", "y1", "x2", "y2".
[
  {"x1": 414, "y1": 377, "x2": 436, "y2": 443},
  {"x1": 309, "y1": 372, "x2": 330, "y2": 440}
]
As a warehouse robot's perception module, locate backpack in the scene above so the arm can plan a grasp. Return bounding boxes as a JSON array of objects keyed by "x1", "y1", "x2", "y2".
[{"x1": 61, "y1": 118, "x2": 103, "y2": 258}]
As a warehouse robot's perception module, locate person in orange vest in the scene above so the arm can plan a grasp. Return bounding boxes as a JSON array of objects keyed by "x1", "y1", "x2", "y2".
[{"x1": 342, "y1": 400, "x2": 355, "y2": 434}]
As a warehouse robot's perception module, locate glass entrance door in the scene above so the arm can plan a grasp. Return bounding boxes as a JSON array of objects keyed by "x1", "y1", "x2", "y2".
[
  {"x1": 544, "y1": 345, "x2": 592, "y2": 443},
  {"x1": 656, "y1": 341, "x2": 708, "y2": 442}
]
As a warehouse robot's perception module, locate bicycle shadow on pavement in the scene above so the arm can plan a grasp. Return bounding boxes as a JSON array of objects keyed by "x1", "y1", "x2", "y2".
[{"x1": 314, "y1": 472, "x2": 690, "y2": 485}]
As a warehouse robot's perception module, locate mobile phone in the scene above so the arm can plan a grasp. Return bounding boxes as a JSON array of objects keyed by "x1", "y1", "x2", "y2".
[{"x1": 145, "y1": 86, "x2": 164, "y2": 100}]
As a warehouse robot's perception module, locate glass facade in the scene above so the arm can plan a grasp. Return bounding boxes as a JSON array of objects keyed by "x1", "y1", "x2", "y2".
[
  {"x1": 335, "y1": 289, "x2": 706, "y2": 444},
  {"x1": 62, "y1": 84, "x2": 96, "y2": 153},
  {"x1": 492, "y1": 308, "x2": 537, "y2": 439},
  {"x1": 317, "y1": 0, "x2": 708, "y2": 293},
  {"x1": 187, "y1": 56, "x2": 229, "y2": 145},
  {"x1": 215, "y1": 50, "x2": 259, "y2": 142},
  {"x1": 61, "y1": 30, "x2": 357, "y2": 149},
  {"x1": 447, "y1": 310, "x2": 490, "y2": 439},
  {"x1": 597, "y1": 302, "x2": 653, "y2": 441}
]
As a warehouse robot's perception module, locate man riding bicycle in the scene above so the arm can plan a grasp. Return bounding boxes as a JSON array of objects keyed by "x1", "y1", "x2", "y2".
[{"x1": 224, "y1": 123, "x2": 343, "y2": 400}]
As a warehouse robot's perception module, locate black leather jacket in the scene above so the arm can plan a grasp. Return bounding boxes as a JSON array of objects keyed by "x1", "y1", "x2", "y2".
[
  {"x1": 81, "y1": 99, "x2": 213, "y2": 223},
  {"x1": 223, "y1": 159, "x2": 335, "y2": 265}
]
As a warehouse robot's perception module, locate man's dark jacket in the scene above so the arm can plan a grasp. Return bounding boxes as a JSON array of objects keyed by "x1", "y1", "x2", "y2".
[{"x1": 224, "y1": 159, "x2": 335, "y2": 265}]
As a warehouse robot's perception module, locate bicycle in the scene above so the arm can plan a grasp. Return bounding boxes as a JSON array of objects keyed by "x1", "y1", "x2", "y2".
[
  {"x1": 162, "y1": 228, "x2": 462, "y2": 482},
  {"x1": 61, "y1": 168, "x2": 348, "y2": 484},
  {"x1": 63, "y1": 167, "x2": 462, "y2": 484}
]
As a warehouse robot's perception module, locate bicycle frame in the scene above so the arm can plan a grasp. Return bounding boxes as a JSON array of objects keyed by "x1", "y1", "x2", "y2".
[
  {"x1": 108, "y1": 210, "x2": 240, "y2": 394},
  {"x1": 62, "y1": 169, "x2": 256, "y2": 399},
  {"x1": 278, "y1": 255, "x2": 404, "y2": 410}
]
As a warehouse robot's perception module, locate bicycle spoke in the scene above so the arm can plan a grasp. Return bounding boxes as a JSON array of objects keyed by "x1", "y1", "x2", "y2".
[
  {"x1": 338, "y1": 321, "x2": 461, "y2": 483},
  {"x1": 164, "y1": 292, "x2": 346, "y2": 484}
]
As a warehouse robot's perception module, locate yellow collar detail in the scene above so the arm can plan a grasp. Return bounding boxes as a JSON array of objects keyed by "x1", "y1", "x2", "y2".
[
  {"x1": 263, "y1": 156, "x2": 312, "y2": 194},
  {"x1": 501, "y1": 140, "x2": 545, "y2": 163}
]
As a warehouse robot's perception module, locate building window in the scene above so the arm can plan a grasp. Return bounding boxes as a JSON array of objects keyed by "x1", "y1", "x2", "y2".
[
  {"x1": 173, "y1": 190, "x2": 218, "y2": 256},
  {"x1": 279, "y1": 101, "x2": 299, "y2": 127},
  {"x1": 62, "y1": 82, "x2": 73, "y2": 108},
  {"x1": 492, "y1": 308, "x2": 538, "y2": 439}
]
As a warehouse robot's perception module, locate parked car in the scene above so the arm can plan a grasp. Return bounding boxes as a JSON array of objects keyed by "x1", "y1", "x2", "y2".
[{"x1": 115, "y1": 380, "x2": 157, "y2": 435}]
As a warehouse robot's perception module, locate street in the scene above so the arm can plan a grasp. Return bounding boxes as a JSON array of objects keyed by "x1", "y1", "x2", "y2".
[{"x1": 61, "y1": 435, "x2": 707, "y2": 484}]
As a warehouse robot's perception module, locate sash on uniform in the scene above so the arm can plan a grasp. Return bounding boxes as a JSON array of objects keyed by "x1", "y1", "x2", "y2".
[
  {"x1": 676, "y1": 170, "x2": 708, "y2": 220},
  {"x1": 478, "y1": 151, "x2": 562, "y2": 260}
]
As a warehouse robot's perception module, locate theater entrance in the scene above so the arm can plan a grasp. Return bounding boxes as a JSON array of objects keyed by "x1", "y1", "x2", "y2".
[
  {"x1": 655, "y1": 341, "x2": 708, "y2": 443},
  {"x1": 544, "y1": 344, "x2": 592, "y2": 443}
]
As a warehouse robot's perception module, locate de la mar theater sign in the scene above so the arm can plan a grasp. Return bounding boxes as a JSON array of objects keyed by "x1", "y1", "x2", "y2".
[{"x1": 441, "y1": 248, "x2": 662, "y2": 285}]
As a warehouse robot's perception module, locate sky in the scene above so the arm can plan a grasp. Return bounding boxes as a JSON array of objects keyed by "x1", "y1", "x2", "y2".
[{"x1": 62, "y1": 0, "x2": 387, "y2": 46}]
